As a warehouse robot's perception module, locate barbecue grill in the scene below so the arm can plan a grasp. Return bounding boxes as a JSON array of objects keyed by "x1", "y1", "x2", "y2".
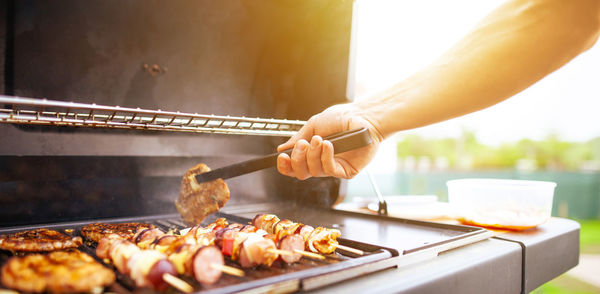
[{"x1": 1, "y1": 1, "x2": 579, "y2": 293}]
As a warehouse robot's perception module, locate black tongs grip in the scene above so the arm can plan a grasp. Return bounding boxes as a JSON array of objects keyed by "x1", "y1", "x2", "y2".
[{"x1": 194, "y1": 127, "x2": 372, "y2": 183}]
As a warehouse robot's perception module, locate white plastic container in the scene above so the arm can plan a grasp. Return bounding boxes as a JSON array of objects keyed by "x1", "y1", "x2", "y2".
[{"x1": 447, "y1": 179, "x2": 556, "y2": 230}]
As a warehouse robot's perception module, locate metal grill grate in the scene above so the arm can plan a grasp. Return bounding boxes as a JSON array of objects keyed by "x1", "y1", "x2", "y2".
[
  {"x1": 0, "y1": 212, "x2": 397, "y2": 294},
  {"x1": 0, "y1": 96, "x2": 305, "y2": 136}
]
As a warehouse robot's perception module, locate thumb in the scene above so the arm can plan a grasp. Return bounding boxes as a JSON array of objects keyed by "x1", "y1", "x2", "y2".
[{"x1": 277, "y1": 124, "x2": 314, "y2": 152}]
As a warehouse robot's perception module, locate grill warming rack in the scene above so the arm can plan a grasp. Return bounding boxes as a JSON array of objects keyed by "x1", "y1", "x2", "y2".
[{"x1": 0, "y1": 96, "x2": 305, "y2": 136}]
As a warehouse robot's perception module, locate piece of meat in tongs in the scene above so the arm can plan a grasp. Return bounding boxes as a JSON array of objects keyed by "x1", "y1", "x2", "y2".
[
  {"x1": 176, "y1": 163, "x2": 230, "y2": 225},
  {"x1": 175, "y1": 128, "x2": 371, "y2": 224}
]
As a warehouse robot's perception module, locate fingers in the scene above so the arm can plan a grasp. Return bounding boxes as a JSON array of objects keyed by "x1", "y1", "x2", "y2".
[
  {"x1": 321, "y1": 140, "x2": 337, "y2": 176},
  {"x1": 306, "y1": 136, "x2": 325, "y2": 177},
  {"x1": 322, "y1": 140, "x2": 359, "y2": 179},
  {"x1": 290, "y1": 139, "x2": 311, "y2": 180},
  {"x1": 278, "y1": 139, "x2": 296, "y2": 153},
  {"x1": 277, "y1": 153, "x2": 294, "y2": 177},
  {"x1": 278, "y1": 124, "x2": 314, "y2": 152},
  {"x1": 277, "y1": 136, "x2": 329, "y2": 180},
  {"x1": 277, "y1": 136, "x2": 364, "y2": 180}
]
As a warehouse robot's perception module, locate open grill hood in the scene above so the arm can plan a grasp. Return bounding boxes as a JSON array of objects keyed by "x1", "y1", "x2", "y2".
[{"x1": 0, "y1": 0, "x2": 354, "y2": 227}]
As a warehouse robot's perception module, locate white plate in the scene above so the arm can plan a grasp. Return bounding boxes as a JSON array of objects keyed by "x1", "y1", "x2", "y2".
[{"x1": 365, "y1": 195, "x2": 457, "y2": 220}]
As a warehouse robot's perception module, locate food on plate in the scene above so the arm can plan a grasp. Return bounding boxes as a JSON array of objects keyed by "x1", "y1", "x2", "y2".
[
  {"x1": 1, "y1": 250, "x2": 115, "y2": 293},
  {"x1": 447, "y1": 179, "x2": 556, "y2": 230},
  {"x1": 81, "y1": 222, "x2": 154, "y2": 243},
  {"x1": 457, "y1": 207, "x2": 551, "y2": 230},
  {"x1": 253, "y1": 214, "x2": 342, "y2": 254},
  {"x1": 176, "y1": 163, "x2": 230, "y2": 225},
  {"x1": 0, "y1": 228, "x2": 82, "y2": 252}
]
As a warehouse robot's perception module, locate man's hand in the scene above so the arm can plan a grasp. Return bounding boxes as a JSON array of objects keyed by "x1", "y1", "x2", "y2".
[{"x1": 276, "y1": 103, "x2": 383, "y2": 180}]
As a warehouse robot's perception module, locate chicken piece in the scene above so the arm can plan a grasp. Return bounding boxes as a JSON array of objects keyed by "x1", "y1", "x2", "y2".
[
  {"x1": 306, "y1": 227, "x2": 341, "y2": 254},
  {"x1": 238, "y1": 233, "x2": 278, "y2": 268},
  {"x1": 274, "y1": 219, "x2": 301, "y2": 241},
  {"x1": 1, "y1": 250, "x2": 115, "y2": 293},
  {"x1": 176, "y1": 163, "x2": 230, "y2": 224}
]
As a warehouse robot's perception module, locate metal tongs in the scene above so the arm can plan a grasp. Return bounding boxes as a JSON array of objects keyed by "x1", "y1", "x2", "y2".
[{"x1": 194, "y1": 127, "x2": 373, "y2": 183}]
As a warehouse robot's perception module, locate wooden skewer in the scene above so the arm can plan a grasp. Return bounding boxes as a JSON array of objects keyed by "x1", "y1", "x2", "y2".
[
  {"x1": 293, "y1": 249, "x2": 325, "y2": 260},
  {"x1": 210, "y1": 263, "x2": 245, "y2": 277},
  {"x1": 163, "y1": 273, "x2": 193, "y2": 294},
  {"x1": 179, "y1": 227, "x2": 192, "y2": 236},
  {"x1": 336, "y1": 244, "x2": 364, "y2": 255},
  {"x1": 267, "y1": 248, "x2": 296, "y2": 256}
]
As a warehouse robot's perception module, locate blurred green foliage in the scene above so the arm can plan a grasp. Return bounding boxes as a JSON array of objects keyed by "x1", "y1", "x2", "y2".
[
  {"x1": 533, "y1": 220, "x2": 600, "y2": 294},
  {"x1": 580, "y1": 219, "x2": 600, "y2": 254},
  {"x1": 533, "y1": 274, "x2": 600, "y2": 294},
  {"x1": 396, "y1": 131, "x2": 600, "y2": 171}
]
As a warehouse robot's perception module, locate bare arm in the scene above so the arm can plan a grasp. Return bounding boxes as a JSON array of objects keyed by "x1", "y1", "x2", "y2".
[
  {"x1": 278, "y1": 0, "x2": 600, "y2": 180},
  {"x1": 362, "y1": 0, "x2": 600, "y2": 139}
]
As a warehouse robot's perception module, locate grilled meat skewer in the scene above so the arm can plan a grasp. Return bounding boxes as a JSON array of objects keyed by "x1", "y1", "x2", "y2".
[
  {"x1": 181, "y1": 219, "x2": 301, "y2": 267},
  {"x1": 97, "y1": 234, "x2": 224, "y2": 288},
  {"x1": 253, "y1": 214, "x2": 343, "y2": 255}
]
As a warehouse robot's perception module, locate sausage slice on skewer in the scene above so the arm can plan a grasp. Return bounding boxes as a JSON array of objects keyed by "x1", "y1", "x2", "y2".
[
  {"x1": 193, "y1": 246, "x2": 224, "y2": 285},
  {"x1": 278, "y1": 235, "x2": 304, "y2": 263}
]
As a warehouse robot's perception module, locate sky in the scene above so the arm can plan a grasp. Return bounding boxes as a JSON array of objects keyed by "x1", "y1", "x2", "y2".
[{"x1": 352, "y1": 0, "x2": 600, "y2": 147}]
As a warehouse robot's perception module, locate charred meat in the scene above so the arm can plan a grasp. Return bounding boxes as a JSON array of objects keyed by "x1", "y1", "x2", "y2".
[
  {"x1": 176, "y1": 163, "x2": 230, "y2": 225},
  {"x1": 0, "y1": 228, "x2": 82, "y2": 252},
  {"x1": 81, "y1": 222, "x2": 154, "y2": 243}
]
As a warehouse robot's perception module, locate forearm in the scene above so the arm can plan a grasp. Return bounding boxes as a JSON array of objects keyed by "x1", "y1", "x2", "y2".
[{"x1": 358, "y1": 0, "x2": 600, "y2": 139}]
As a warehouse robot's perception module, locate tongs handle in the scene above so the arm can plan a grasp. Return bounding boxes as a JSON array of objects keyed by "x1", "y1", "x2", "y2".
[{"x1": 194, "y1": 127, "x2": 372, "y2": 183}]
